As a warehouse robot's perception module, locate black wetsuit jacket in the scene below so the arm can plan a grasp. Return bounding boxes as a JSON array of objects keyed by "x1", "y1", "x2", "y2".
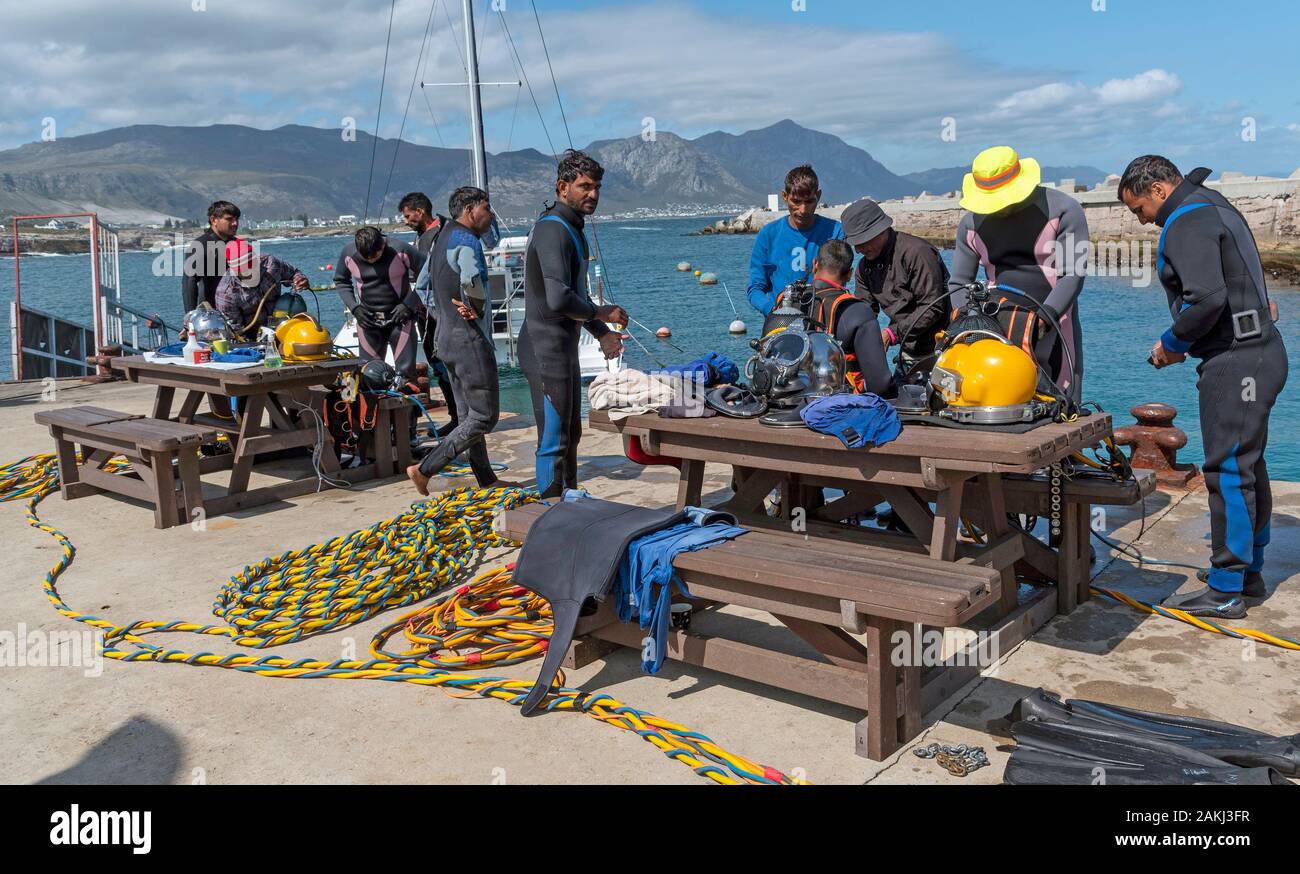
[
  {"x1": 518, "y1": 202, "x2": 609, "y2": 375},
  {"x1": 415, "y1": 219, "x2": 445, "y2": 258},
  {"x1": 181, "y1": 229, "x2": 231, "y2": 312},
  {"x1": 1155, "y1": 168, "x2": 1278, "y2": 361},
  {"x1": 333, "y1": 241, "x2": 425, "y2": 316},
  {"x1": 809, "y1": 279, "x2": 894, "y2": 397},
  {"x1": 853, "y1": 228, "x2": 950, "y2": 359}
]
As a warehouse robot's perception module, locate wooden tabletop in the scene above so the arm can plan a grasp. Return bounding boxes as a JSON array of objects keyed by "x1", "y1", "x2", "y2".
[
  {"x1": 589, "y1": 408, "x2": 1111, "y2": 469},
  {"x1": 112, "y1": 355, "x2": 359, "y2": 388}
]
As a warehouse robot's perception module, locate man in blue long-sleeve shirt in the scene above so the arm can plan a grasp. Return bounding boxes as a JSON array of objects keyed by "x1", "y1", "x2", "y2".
[{"x1": 746, "y1": 164, "x2": 844, "y2": 315}]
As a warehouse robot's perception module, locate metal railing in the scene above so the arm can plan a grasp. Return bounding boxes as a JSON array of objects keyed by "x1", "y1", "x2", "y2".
[
  {"x1": 101, "y1": 298, "x2": 170, "y2": 353},
  {"x1": 8, "y1": 302, "x2": 95, "y2": 379}
]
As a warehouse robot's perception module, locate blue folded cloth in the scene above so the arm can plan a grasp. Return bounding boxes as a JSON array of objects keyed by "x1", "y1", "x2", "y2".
[
  {"x1": 799, "y1": 393, "x2": 902, "y2": 448},
  {"x1": 659, "y1": 352, "x2": 739, "y2": 388},
  {"x1": 214, "y1": 346, "x2": 264, "y2": 363},
  {"x1": 616, "y1": 510, "x2": 746, "y2": 674}
]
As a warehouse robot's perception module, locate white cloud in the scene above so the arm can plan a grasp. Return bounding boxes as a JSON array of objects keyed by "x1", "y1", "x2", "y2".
[
  {"x1": 997, "y1": 82, "x2": 1090, "y2": 114},
  {"x1": 0, "y1": 2, "x2": 1281, "y2": 174},
  {"x1": 1097, "y1": 69, "x2": 1182, "y2": 105}
]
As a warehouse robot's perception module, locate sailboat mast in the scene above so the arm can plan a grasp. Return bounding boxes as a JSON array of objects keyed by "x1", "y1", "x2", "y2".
[{"x1": 462, "y1": 0, "x2": 488, "y2": 194}]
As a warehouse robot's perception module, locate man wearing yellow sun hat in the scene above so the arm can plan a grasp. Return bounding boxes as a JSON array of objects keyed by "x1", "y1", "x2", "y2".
[{"x1": 948, "y1": 146, "x2": 1089, "y2": 401}]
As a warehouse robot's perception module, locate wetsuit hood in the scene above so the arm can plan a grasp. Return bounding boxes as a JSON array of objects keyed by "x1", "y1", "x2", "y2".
[{"x1": 513, "y1": 496, "x2": 688, "y2": 715}]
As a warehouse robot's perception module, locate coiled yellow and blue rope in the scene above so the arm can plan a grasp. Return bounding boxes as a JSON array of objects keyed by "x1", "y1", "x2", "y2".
[{"x1": 3, "y1": 452, "x2": 804, "y2": 785}]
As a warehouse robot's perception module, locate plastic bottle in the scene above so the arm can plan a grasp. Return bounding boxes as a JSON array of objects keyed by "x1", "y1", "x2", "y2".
[
  {"x1": 183, "y1": 331, "x2": 209, "y2": 365},
  {"x1": 261, "y1": 327, "x2": 283, "y2": 369}
]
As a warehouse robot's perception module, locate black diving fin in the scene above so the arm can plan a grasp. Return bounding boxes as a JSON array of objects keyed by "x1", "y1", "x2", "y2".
[
  {"x1": 1004, "y1": 720, "x2": 1291, "y2": 786},
  {"x1": 1010, "y1": 688, "x2": 1300, "y2": 776}
]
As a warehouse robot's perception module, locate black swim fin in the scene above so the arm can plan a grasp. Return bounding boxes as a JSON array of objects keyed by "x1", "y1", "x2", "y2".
[
  {"x1": 1011, "y1": 688, "x2": 1300, "y2": 776},
  {"x1": 1004, "y1": 720, "x2": 1291, "y2": 786}
]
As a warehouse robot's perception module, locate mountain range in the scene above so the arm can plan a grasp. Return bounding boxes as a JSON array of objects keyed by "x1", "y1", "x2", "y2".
[{"x1": 0, "y1": 119, "x2": 1107, "y2": 224}]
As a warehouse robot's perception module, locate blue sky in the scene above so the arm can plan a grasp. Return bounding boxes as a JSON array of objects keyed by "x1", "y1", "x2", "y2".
[{"x1": 2, "y1": 0, "x2": 1298, "y2": 177}]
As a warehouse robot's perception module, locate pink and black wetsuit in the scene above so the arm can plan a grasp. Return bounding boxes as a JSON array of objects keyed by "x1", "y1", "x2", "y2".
[
  {"x1": 949, "y1": 186, "x2": 1089, "y2": 401},
  {"x1": 333, "y1": 241, "x2": 425, "y2": 378}
]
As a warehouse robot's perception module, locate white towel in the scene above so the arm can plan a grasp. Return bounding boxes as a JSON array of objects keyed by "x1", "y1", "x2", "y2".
[{"x1": 588, "y1": 369, "x2": 679, "y2": 420}]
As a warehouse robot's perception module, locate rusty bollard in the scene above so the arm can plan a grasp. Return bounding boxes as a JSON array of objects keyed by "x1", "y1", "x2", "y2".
[
  {"x1": 82, "y1": 344, "x2": 124, "y2": 383},
  {"x1": 413, "y1": 362, "x2": 439, "y2": 407},
  {"x1": 1112, "y1": 402, "x2": 1200, "y2": 488}
]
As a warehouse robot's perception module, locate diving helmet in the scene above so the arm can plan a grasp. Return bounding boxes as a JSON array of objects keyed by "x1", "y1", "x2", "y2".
[
  {"x1": 930, "y1": 331, "x2": 1049, "y2": 424},
  {"x1": 940, "y1": 281, "x2": 1005, "y2": 347},
  {"x1": 182, "y1": 303, "x2": 234, "y2": 344},
  {"x1": 745, "y1": 325, "x2": 847, "y2": 408},
  {"x1": 269, "y1": 291, "x2": 309, "y2": 328},
  {"x1": 760, "y1": 280, "x2": 818, "y2": 337},
  {"x1": 359, "y1": 359, "x2": 401, "y2": 393},
  {"x1": 274, "y1": 314, "x2": 333, "y2": 362}
]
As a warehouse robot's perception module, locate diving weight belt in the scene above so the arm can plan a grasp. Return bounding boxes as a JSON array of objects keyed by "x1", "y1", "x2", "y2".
[{"x1": 512, "y1": 497, "x2": 686, "y2": 716}]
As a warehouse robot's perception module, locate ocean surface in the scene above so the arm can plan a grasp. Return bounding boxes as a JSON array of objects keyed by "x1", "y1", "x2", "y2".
[{"x1": 4, "y1": 215, "x2": 1298, "y2": 480}]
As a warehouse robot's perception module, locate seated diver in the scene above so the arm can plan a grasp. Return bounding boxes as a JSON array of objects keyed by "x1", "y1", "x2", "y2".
[{"x1": 779, "y1": 238, "x2": 896, "y2": 399}]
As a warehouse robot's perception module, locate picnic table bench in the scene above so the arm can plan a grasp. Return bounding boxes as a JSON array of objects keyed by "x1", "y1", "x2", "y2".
[
  {"x1": 34, "y1": 405, "x2": 219, "y2": 529},
  {"x1": 560, "y1": 408, "x2": 1151, "y2": 759},
  {"x1": 501, "y1": 501, "x2": 1003, "y2": 759},
  {"x1": 33, "y1": 357, "x2": 424, "y2": 528}
]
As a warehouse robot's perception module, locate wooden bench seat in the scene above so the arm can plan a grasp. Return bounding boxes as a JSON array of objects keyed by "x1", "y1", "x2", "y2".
[
  {"x1": 501, "y1": 501, "x2": 1008, "y2": 760},
  {"x1": 35, "y1": 405, "x2": 220, "y2": 529}
]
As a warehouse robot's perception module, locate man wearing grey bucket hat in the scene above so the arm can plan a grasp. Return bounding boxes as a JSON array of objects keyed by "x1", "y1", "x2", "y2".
[{"x1": 843, "y1": 198, "x2": 950, "y2": 369}]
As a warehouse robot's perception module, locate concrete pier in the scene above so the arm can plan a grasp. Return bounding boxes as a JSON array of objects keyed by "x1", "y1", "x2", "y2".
[{"x1": 2, "y1": 378, "x2": 1296, "y2": 785}]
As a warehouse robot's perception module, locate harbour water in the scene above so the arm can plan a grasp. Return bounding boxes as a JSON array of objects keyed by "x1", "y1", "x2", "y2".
[{"x1": 3, "y1": 215, "x2": 1297, "y2": 478}]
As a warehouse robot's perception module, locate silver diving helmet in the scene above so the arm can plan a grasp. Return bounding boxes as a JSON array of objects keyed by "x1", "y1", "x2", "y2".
[
  {"x1": 745, "y1": 325, "x2": 847, "y2": 408},
  {"x1": 183, "y1": 303, "x2": 235, "y2": 344}
]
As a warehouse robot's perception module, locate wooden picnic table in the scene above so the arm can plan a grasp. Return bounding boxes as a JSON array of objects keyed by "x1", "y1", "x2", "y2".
[
  {"x1": 503, "y1": 409, "x2": 1146, "y2": 760},
  {"x1": 590, "y1": 408, "x2": 1116, "y2": 614},
  {"x1": 111, "y1": 355, "x2": 412, "y2": 516}
]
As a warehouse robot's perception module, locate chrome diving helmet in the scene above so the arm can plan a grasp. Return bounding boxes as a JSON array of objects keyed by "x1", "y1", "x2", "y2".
[
  {"x1": 745, "y1": 324, "x2": 847, "y2": 408},
  {"x1": 182, "y1": 304, "x2": 235, "y2": 344}
]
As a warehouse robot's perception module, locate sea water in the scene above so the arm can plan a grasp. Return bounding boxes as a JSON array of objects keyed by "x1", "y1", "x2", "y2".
[{"x1": 3, "y1": 215, "x2": 1297, "y2": 479}]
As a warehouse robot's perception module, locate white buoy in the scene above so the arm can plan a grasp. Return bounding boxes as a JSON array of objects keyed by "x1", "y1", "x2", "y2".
[
  {"x1": 655, "y1": 327, "x2": 672, "y2": 338},
  {"x1": 729, "y1": 319, "x2": 746, "y2": 334},
  {"x1": 699, "y1": 272, "x2": 718, "y2": 285},
  {"x1": 676, "y1": 261, "x2": 691, "y2": 272}
]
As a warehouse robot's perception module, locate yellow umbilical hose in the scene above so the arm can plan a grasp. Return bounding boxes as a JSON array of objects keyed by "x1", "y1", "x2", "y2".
[{"x1": 3, "y1": 453, "x2": 805, "y2": 784}]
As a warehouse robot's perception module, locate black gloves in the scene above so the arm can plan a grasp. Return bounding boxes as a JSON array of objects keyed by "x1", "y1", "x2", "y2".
[
  {"x1": 390, "y1": 303, "x2": 413, "y2": 325},
  {"x1": 353, "y1": 306, "x2": 379, "y2": 329}
]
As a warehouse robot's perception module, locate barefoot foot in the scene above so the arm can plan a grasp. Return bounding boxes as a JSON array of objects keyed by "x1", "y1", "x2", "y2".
[{"x1": 407, "y1": 464, "x2": 431, "y2": 496}]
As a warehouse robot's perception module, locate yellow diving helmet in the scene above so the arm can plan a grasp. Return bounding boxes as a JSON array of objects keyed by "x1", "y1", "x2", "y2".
[
  {"x1": 274, "y1": 314, "x2": 333, "y2": 362},
  {"x1": 930, "y1": 332, "x2": 1047, "y2": 424}
]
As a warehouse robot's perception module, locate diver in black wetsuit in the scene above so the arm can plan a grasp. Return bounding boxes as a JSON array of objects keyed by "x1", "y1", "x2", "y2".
[
  {"x1": 407, "y1": 187, "x2": 517, "y2": 495},
  {"x1": 400, "y1": 191, "x2": 459, "y2": 437},
  {"x1": 805, "y1": 239, "x2": 895, "y2": 398},
  {"x1": 518, "y1": 150, "x2": 629, "y2": 498},
  {"x1": 333, "y1": 226, "x2": 425, "y2": 379},
  {"x1": 1119, "y1": 155, "x2": 1288, "y2": 619}
]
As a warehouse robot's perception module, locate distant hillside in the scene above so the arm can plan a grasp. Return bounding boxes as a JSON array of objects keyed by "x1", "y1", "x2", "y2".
[
  {"x1": 902, "y1": 164, "x2": 1112, "y2": 195},
  {"x1": 0, "y1": 120, "x2": 924, "y2": 224},
  {"x1": 693, "y1": 119, "x2": 921, "y2": 202}
]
